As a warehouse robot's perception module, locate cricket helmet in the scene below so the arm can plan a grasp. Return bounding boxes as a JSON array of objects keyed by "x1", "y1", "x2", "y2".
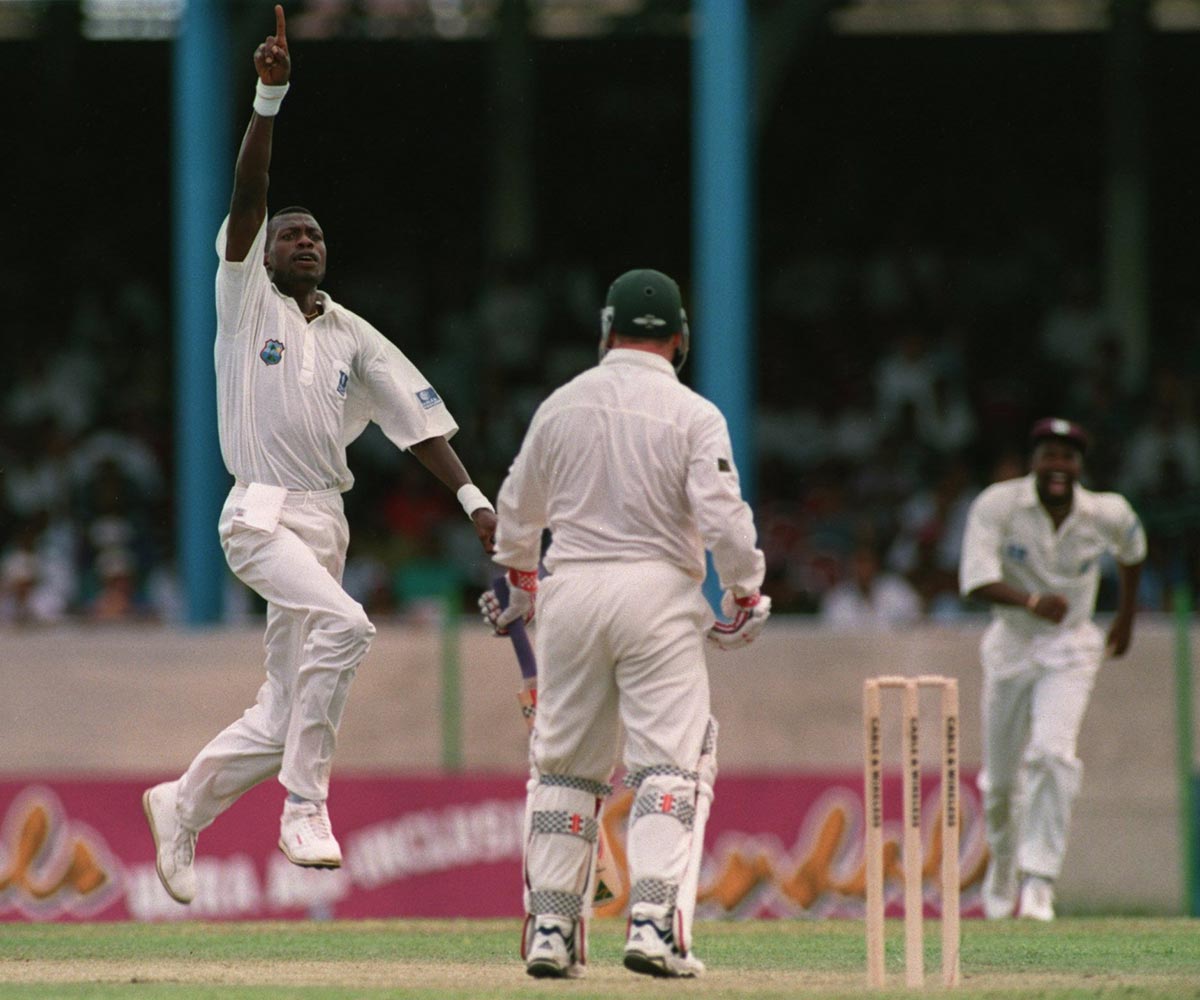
[{"x1": 599, "y1": 268, "x2": 690, "y2": 372}]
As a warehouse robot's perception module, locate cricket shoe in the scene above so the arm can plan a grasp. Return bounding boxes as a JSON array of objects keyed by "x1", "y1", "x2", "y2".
[
  {"x1": 524, "y1": 916, "x2": 584, "y2": 979},
  {"x1": 278, "y1": 799, "x2": 342, "y2": 869},
  {"x1": 1018, "y1": 875, "x2": 1056, "y2": 922},
  {"x1": 981, "y1": 855, "x2": 1017, "y2": 919},
  {"x1": 623, "y1": 911, "x2": 705, "y2": 978},
  {"x1": 142, "y1": 781, "x2": 197, "y2": 904}
]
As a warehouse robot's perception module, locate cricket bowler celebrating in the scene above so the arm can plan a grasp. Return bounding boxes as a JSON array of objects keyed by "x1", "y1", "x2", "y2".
[
  {"x1": 959, "y1": 417, "x2": 1145, "y2": 921},
  {"x1": 482, "y1": 269, "x2": 771, "y2": 978},
  {"x1": 142, "y1": 5, "x2": 497, "y2": 905}
]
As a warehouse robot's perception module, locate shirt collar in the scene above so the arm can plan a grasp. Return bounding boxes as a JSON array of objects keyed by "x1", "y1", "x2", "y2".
[
  {"x1": 268, "y1": 282, "x2": 340, "y2": 317},
  {"x1": 600, "y1": 348, "x2": 678, "y2": 379}
]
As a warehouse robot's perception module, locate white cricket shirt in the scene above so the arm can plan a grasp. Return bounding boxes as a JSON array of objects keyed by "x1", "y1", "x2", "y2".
[
  {"x1": 959, "y1": 474, "x2": 1146, "y2": 633},
  {"x1": 214, "y1": 217, "x2": 457, "y2": 492},
  {"x1": 494, "y1": 349, "x2": 765, "y2": 593}
]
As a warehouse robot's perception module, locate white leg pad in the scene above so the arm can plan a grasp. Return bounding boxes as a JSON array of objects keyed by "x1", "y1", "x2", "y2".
[
  {"x1": 675, "y1": 718, "x2": 717, "y2": 956},
  {"x1": 626, "y1": 718, "x2": 718, "y2": 958},
  {"x1": 524, "y1": 773, "x2": 610, "y2": 917}
]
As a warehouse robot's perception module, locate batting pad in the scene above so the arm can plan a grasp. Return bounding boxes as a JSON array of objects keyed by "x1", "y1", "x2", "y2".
[
  {"x1": 625, "y1": 769, "x2": 699, "y2": 906},
  {"x1": 525, "y1": 774, "x2": 610, "y2": 918}
]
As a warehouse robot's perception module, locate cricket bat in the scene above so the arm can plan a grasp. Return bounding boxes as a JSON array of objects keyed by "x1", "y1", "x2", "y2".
[
  {"x1": 493, "y1": 574, "x2": 538, "y2": 730},
  {"x1": 492, "y1": 575, "x2": 624, "y2": 906}
]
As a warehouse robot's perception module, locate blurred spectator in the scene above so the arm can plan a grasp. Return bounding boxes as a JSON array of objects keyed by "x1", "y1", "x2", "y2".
[
  {"x1": 6, "y1": 336, "x2": 99, "y2": 435},
  {"x1": 1063, "y1": 336, "x2": 1133, "y2": 490},
  {"x1": 875, "y1": 328, "x2": 939, "y2": 433},
  {"x1": 88, "y1": 547, "x2": 141, "y2": 621},
  {"x1": 819, "y1": 543, "x2": 922, "y2": 631},
  {"x1": 0, "y1": 512, "x2": 76, "y2": 625},
  {"x1": 3, "y1": 418, "x2": 76, "y2": 520},
  {"x1": 1037, "y1": 267, "x2": 1111, "y2": 378},
  {"x1": 1118, "y1": 377, "x2": 1200, "y2": 500},
  {"x1": 887, "y1": 458, "x2": 979, "y2": 620},
  {"x1": 915, "y1": 373, "x2": 977, "y2": 457}
]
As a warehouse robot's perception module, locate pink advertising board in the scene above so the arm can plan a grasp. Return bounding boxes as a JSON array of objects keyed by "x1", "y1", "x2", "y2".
[{"x1": 0, "y1": 773, "x2": 986, "y2": 922}]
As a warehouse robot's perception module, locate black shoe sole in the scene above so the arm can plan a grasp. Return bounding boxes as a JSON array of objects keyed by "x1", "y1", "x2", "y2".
[
  {"x1": 526, "y1": 961, "x2": 570, "y2": 979},
  {"x1": 624, "y1": 951, "x2": 671, "y2": 978}
]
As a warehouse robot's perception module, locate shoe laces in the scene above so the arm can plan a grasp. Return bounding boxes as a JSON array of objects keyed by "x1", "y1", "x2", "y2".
[
  {"x1": 171, "y1": 827, "x2": 196, "y2": 868},
  {"x1": 291, "y1": 801, "x2": 332, "y2": 839}
]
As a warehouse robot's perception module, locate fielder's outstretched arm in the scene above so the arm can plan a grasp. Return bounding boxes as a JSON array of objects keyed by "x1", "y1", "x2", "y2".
[
  {"x1": 409, "y1": 435, "x2": 498, "y2": 554},
  {"x1": 226, "y1": 4, "x2": 290, "y2": 262}
]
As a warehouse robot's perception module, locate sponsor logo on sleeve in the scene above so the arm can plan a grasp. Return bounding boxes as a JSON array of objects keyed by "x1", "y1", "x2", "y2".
[
  {"x1": 416, "y1": 387, "x2": 442, "y2": 409},
  {"x1": 717, "y1": 458, "x2": 732, "y2": 473},
  {"x1": 337, "y1": 370, "x2": 349, "y2": 397},
  {"x1": 1003, "y1": 543, "x2": 1027, "y2": 563}
]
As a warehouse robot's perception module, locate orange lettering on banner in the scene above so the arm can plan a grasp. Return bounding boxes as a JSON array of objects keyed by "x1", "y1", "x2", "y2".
[
  {"x1": 0, "y1": 797, "x2": 111, "y2": 906},
  {"x1": 594, "y1": 786, "x2": 987, "y2": 918}
]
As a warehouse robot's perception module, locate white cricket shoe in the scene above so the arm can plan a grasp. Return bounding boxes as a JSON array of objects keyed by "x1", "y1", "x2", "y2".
[
  {"x1": 1019, "y1": 875, "x2": 1056, "y2": 921},
  {"x1": 623, "y1": 911, "x2": 706, "y2": 978},
  {"x1": 278, "y1": 799, "x2": 342, "y2": 869},
  {"x1": 982, "y1": 855, "x2": 1018, "y2": 919},
  {"x1": 142, "y1": 781, "x2": 197, "y2": 904},
  {"x1": 525, "y1": 916, "x2": 584, "y2": 979}
]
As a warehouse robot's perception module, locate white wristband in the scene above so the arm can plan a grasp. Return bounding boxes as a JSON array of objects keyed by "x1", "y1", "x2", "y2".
[
  {"x1": 253, "y1": 80, "x2": 290, "y2": 117},
  {"x1": 456, "y1": 484, "x2": 493, "y2": 518}
]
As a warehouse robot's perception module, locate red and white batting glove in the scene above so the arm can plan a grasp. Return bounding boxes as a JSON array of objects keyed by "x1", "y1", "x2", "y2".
[
  {"x1": 707, "y1": 589, "x2": 771, "y2": 651},
  {"x1": 479, "y1": 568, "x2": 538, "y2": 635}
]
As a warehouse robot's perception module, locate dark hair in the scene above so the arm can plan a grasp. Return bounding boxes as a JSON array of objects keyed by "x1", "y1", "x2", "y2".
[
  {"x1": 271, "y1": 205, "x2": 316, "y2": 220},
  {"x1": 267, "y1": 206, "x2": 319, "y2": 238}
]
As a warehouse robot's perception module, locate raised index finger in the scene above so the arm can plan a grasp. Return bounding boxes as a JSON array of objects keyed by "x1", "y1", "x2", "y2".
[{"x1": 274, "y1": 4, "x2": 286, "y2": 44}]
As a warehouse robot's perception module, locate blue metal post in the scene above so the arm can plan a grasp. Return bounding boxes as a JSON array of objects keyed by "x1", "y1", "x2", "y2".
[
  {"x1": 693, "y1": 0, "x2": 754, "y2": 610},
  {"x1": 173, "y1": 0, "x2": 231, "y2": 623}
]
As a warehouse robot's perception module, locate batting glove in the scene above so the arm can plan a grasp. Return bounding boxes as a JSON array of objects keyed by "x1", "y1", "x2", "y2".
[
  {"x1": 478, "y1": 568, "x2": 537, "y2": 635},
  {"x1": 707, "y1": 589, "x2": 771, "y2": 651}
]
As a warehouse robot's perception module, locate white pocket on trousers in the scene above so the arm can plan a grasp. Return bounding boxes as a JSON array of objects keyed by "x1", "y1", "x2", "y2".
[{"x1": 232, "y1": 483, "x2": 288, "y2": 534}]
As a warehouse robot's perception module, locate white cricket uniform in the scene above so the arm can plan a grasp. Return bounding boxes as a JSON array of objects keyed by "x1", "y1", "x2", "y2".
[
  {"x1": 495, "y1": 348, "x2": 764, "y2": 922},
  {"x1": 176, "y1": 216, "x2": 457, "y2": 831},
  {"x1": 959, "y1": 474, "x2": 1146, "y2": 879}
]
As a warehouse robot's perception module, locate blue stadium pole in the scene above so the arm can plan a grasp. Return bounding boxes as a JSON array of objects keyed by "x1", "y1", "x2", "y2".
[
  {"x1": 173, "y1": 0, "x2": 231, "y2": 624},
  {"x1": 693, "y1": 0, "x2": 754, "y2": 611}
]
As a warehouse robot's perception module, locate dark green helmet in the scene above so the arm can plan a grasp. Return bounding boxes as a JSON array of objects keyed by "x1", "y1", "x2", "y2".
[{"x1": 599, "y1": 268, "x2": 690, "y2": 372}]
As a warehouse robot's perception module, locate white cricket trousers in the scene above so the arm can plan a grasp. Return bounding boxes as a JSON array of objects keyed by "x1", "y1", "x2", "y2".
[
  {"x1": 977, "y1": 619, "x2": 1102, "y2": 880},
  {"x1": 532, "y1": 561, "x2": 713, "y2": 782},
  {"x1": 176, "y1": 484, "x2": 375, "y2": 832},
  {"x1": 526, "y1": 561, "x2": 714, "y2": 920}
]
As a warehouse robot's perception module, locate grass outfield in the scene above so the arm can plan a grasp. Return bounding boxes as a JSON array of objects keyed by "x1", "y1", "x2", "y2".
[{"x1": 1, "y1": 917, "x2": 1198, "y2": 999}]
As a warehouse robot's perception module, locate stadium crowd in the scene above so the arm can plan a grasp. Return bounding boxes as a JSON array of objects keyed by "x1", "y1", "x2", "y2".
[{"x1": 3, "y1": 234, "x2": 1199, "y2": 628}]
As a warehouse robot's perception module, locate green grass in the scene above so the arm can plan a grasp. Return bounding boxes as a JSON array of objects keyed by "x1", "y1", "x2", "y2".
[{"x1": 0, "y1": 917, "x2": 1198, "y2": 999}]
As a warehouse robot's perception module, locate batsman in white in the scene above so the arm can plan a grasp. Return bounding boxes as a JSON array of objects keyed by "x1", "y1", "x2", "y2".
[
  {"x1": 481, "y1": 269, "x2": 770, "y2": 979},
  {"x1": 142, "y1": 5, "x2": 498, "y2": 905},
  {"x1": 959, "y1": 417, "x2": 1145, "y2": 921}
]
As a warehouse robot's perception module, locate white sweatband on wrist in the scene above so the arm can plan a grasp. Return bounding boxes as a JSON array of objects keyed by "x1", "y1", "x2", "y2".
[
  {"x1": 456, "y1": 484, "x2": 493, "y2": 518},
  {"x1": 253, "y1": 80, "x2": 290, "y2": 117}
]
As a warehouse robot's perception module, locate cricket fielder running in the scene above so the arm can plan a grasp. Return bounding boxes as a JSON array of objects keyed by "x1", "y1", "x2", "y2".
[
  {"x1": 142, "y1": 5, "x2": 497, "y2": 905},
  {"x1": 482, "y1": 269, "x2": 770, "y2": 978},
  {"x1": 959, "y1": 417, "x2": 1145, "y2": 921}
]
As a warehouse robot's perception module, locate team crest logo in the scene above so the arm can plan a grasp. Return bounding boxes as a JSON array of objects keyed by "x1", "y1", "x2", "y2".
[
  {"x1": 416, "y1": 386, "x2": 442, "y2": 409},
  {"x1": 260, "y1": 339, "x2": 285, "y2": 365}
]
